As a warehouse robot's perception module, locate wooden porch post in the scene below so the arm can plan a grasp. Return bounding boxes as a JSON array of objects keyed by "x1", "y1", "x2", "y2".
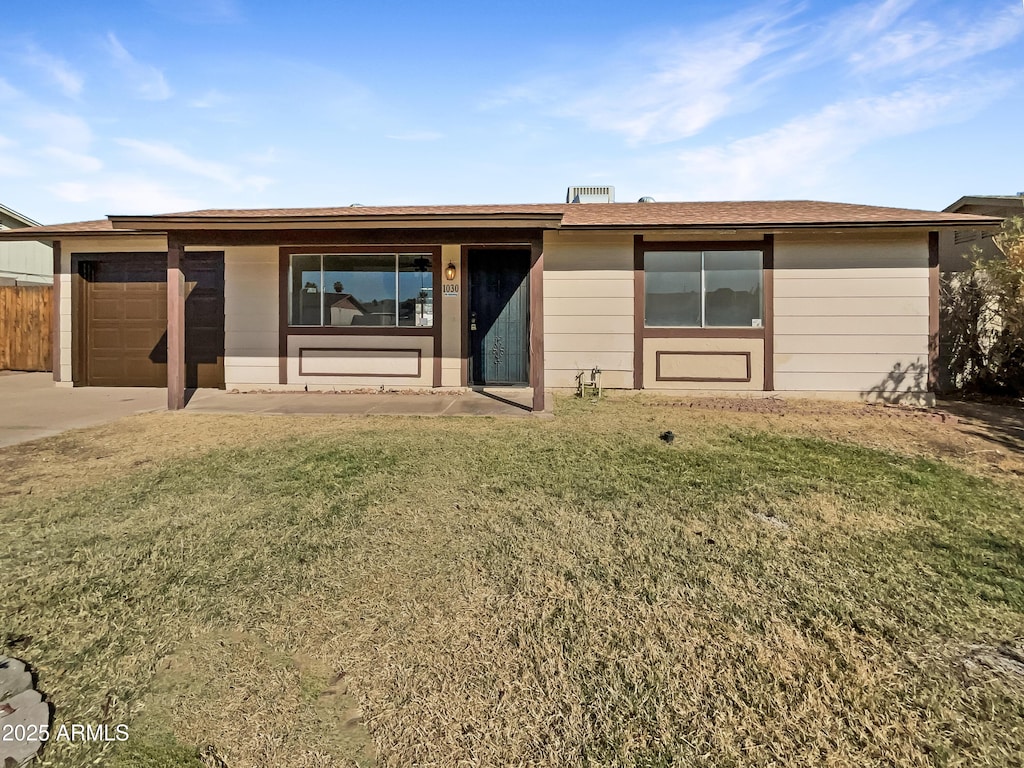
[
  {"x1": 529, "y1": 239, "x2": 545, "y2": 412},
  {"x1": 52, "y1": 241, "x2": 61, "y2": 382},
  {"x1": 928, "y1": 231, "x2": 939, "y2": 392},
  {"x1": 167, "y1": 240, "x2": 186, "y2": 410}
]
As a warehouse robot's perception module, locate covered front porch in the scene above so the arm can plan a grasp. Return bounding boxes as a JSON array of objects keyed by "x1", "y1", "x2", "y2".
[{"x1": 62, "y1": 210, "x2": 560, "y2": 413}]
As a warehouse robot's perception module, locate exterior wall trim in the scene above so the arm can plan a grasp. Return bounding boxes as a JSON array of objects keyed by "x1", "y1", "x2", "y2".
[
  {"x1": 928, "y1": 230, "x2": 939, "y2": 392},
  {"x1": 655, "y1": 350, "x2": 752, "y2": 383},
  {"x1": 51, "y1": 241, "x2": 61, "y2": 382},
  {"x1": 763, "y1": 234, "x2": 775, "y2": 391},
  {"x1": 529, "y1": 239, "x2": 545, "y2": 412},
  {"x1": 297, "y1": 346, "x2": 422, "y2": 378}
]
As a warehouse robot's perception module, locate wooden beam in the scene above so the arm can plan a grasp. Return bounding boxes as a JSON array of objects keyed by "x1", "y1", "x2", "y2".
[
  {"x1": 763, "y1": 234, "x2": 775, "y2": 392},
  {"x1": 633, "y1": 235, "x2": 644, "y2": 390},
  {"x1": 51, "y1": 241, "x2": 61, "y2": 381},
  {"x1": 174, "y1": 227, "x2": 547, "y2": 248},
  {"x1": 167, "y1": 241, "x2": 186, "y2": 410},
  {"x1": 529, "y1": 239, "x2": 545, "y2": 412},
  {"x1": 928, "y1": 231, "x2": 939, "y2": 392}
]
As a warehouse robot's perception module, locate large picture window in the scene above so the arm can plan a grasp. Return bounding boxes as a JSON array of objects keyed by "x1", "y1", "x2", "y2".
[
  {"x1": 644, "y1": 249, "x2": 762, "y2": 328},
  {"x1": 289, "y1": 252, "x2": 434, "y2": 328}
]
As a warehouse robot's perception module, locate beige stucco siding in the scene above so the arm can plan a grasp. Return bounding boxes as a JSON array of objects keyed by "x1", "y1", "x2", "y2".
[
  {"x1": 223, "y1": 246, "x2": 279, "y2": 387},
  {"x1": 542, "y1": 231, "x2": 634, "y2": 388},
  {"x1": 773, "y1": 232, "x2": 930, "y2": 395}
]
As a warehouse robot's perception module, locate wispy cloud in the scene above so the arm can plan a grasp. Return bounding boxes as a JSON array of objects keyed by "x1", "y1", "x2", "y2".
[
  {"x1": 22, "y1": 111, "x2": 93, "y2": 152},
  {"x1": 146, "y1": 0, "x2": 242, "y2": 24},
  {"x1": 116, "y1": 138, "x2": 272, "y2": 191},
  {"x1": 22, "y1": 44, "x2": 84, "y2": 98},
  {"x1": 189, "y1": 89, "x2": 228, "y2": 109},
  {"x1": 387, "y1": 131, "x2": 444, "y2": 142},
  {"x1": 486, "y1": 4, "x2": 802, "y2": 145},
  {"x1": 38, "y1": 146, "x2": 103, "y2": 173},
  {"x1": 0, "y1": 78, "x2": 21, "y2": 101},
  {"x1": 849, "y1": 4, "x2": 1024, "y2": 74},
  {"x1": 104, "y1": 32, "x2": 172, "y2": 100},
  {"x1": 50, "y1": 175, "x2": 199, "y2": 214},
  {"x1": 0, "y1": 134, "x2": 30, "y2": 177},
  {"x1": 486, "y1": 0, "x2": 1020, "y2": 150},
  {"x1": 674, "y1": 79, "x2": 1009, "y2": 199}
]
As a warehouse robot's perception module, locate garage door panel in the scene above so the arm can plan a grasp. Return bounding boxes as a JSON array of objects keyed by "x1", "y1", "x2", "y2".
[
  {"x1": 90, "y1": 298, "x2": 127, "y2": 320},
  {"x1": 90, "y1": 328, "x2": 125, "y2": 350},
  {"x1": 125, "y1": 298, "x2": 165, "y2": 320},
  {"x1": 79, "y1": 252, "x2": 225, "y2": 388}
]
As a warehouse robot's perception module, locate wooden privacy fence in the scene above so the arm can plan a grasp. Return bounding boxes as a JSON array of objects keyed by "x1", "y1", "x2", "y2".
[{"x1": 0, "y1": 285, "x2": 52, "y2": 372}]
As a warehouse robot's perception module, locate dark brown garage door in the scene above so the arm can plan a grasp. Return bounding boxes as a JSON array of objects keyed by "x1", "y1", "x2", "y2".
[{"x1": 76, "y1": 252, "x2": 224, "y2": 388}]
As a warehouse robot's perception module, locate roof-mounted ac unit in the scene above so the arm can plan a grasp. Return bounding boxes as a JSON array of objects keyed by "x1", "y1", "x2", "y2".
[{"x1": 566, "y1": 185, "x2": 615, "y2": 203}]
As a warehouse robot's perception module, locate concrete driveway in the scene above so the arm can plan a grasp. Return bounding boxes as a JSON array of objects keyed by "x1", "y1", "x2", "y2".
[
  {"x1": 0, "y1": 373, "x2": 537, "y2": 448},
  {"x1": 0, "y1": 372, "x2": 167, "y2": 448}
]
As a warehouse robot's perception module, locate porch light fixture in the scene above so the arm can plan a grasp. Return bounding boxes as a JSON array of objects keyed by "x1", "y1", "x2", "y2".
[{"x1": 445, "y1": 262, "x2": 457, "y2": 281}]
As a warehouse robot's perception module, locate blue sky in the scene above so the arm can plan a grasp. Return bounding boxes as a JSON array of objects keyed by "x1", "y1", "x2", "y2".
[{"x1": 1, "y1": 0, "x2": 1022, "y2": 223}]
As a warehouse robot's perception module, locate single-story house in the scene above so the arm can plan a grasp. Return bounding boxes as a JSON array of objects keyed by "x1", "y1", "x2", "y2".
[
  {"x1": 0, "y1": 193, "x2": 1002, "y2": 411},
  {"x1": 0, "y1": 203, "x2": 53, "y2": 286}
]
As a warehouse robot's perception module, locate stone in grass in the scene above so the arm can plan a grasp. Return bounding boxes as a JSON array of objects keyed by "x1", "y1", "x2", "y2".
[{"x1": 0, "y1": 657, "x2": 48, "y2": 768}]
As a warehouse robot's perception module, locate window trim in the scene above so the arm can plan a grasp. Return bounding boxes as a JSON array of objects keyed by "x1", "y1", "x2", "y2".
[
  {"x1": 642, "y1": 242, "x2": 765, "y2": 330},
  {"x1": 279, "y1": 244, "x2": 443, "y2": 387},
  {"x1": 281, "y1": 245, "x2": 441, "y2": 336},
  {"x1": 633, "y1": 235, "x2": 775, "y2": 390}
]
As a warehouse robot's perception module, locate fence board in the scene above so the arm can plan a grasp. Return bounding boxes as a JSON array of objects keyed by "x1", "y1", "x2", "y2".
[{"x1": 0, "y1": 286, "x2": 53, "y2": 371}]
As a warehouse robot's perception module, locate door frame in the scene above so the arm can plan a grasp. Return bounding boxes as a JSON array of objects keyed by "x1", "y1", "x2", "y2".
[{"x1": 460, "y1": 244, "x2": 534, "y2": 387}]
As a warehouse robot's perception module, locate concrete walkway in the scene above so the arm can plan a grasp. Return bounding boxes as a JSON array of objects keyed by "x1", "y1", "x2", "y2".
[
  {"x1": 0, "y1": 372, "x2": 534, "y2": 448},
  {"x1": 182, "y1": 387, "x2": 535, "y2": 417}
]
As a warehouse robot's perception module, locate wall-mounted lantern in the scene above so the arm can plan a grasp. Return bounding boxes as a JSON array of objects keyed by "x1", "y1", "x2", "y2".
[{"x1": 444, "y1": 262, "x2": 457, "y2": 281}]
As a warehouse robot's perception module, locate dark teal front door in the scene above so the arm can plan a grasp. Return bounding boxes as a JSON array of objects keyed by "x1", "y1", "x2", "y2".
[{"x1": 468, "y1": 249, "x2": 530, "y2": 385}]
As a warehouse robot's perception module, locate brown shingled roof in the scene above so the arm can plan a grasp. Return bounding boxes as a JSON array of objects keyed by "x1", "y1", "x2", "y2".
[
  {"x1": 0, "y1": 200, "x2": 1002, "y2": 240},
  {"x1": 159, "y1": 204, "x2": 567, "y2": 218},
  {"x1": 559, "y1": 200, "x2": 999, "y2": 227},
  {"x1": 112, "y1": 200, "x2": 1000, "y2": 229}
]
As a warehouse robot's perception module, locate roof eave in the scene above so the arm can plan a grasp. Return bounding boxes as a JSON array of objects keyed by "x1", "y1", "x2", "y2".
[
  {"x1": 944, "y1": 195, "x2": 1024, "y2": 213},
  {"x1": 562, "y1": 219, "x2": 1004, "y2": 230},
  {"x1": 0, "y1": 229, "x2": 162, "y2": 241},
  {"x1": 109, "y1": 213, "x2": 566, "y2": 230},
  {"x1": 0, "y1": 203, "x2": 42, "y2": 227}
]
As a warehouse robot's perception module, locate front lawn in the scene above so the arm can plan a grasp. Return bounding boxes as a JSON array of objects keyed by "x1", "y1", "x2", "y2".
[{"x1": 3, "y1": 397, "x2": 1023, "y2": 767}]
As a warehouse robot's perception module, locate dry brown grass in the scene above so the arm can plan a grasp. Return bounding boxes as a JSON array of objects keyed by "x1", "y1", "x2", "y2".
[{"x1": 2, "y1": 395, "x2": 1023, "y2": 767}]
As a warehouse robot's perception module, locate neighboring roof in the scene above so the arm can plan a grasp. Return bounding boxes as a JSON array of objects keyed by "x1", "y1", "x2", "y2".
[
  {"x1": 944, "y1": 195, "x2": 1024, "y2": 216},
  {"x1": 0, "y1": 203, "x2": 42, "y2": 228},
  {"x1": 0, "y1": 200, "x2": 1003, "y2": 241}
]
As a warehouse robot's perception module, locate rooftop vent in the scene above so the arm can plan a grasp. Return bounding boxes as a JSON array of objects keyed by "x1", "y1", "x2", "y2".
[
  {"x1": 638, "y1": 196, "x2": 656, "y2": 203},
  {"x1": 567, "y1": 185, "x2": 615, "y2": 203}
]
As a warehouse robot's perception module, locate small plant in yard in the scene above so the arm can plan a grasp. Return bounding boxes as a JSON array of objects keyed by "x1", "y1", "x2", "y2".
[{"x1": 1, "y1": 398, "x2": 1023, "y2": 767}]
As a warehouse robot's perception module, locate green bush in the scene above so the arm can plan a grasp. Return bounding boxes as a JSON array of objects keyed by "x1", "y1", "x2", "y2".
[{"x1": 941, "y1": 216, "x2": 1024, "y2": 396}]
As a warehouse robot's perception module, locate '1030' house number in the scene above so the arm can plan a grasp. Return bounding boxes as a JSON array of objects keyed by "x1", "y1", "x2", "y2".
[{"x1": 442, "y1": 284, "x2": 459, "y2": 296}]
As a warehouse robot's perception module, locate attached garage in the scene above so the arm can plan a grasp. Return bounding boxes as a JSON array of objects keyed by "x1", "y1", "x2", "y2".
[{"x1": 73, "y1": 252, "x2": 225, "y2": 388}]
